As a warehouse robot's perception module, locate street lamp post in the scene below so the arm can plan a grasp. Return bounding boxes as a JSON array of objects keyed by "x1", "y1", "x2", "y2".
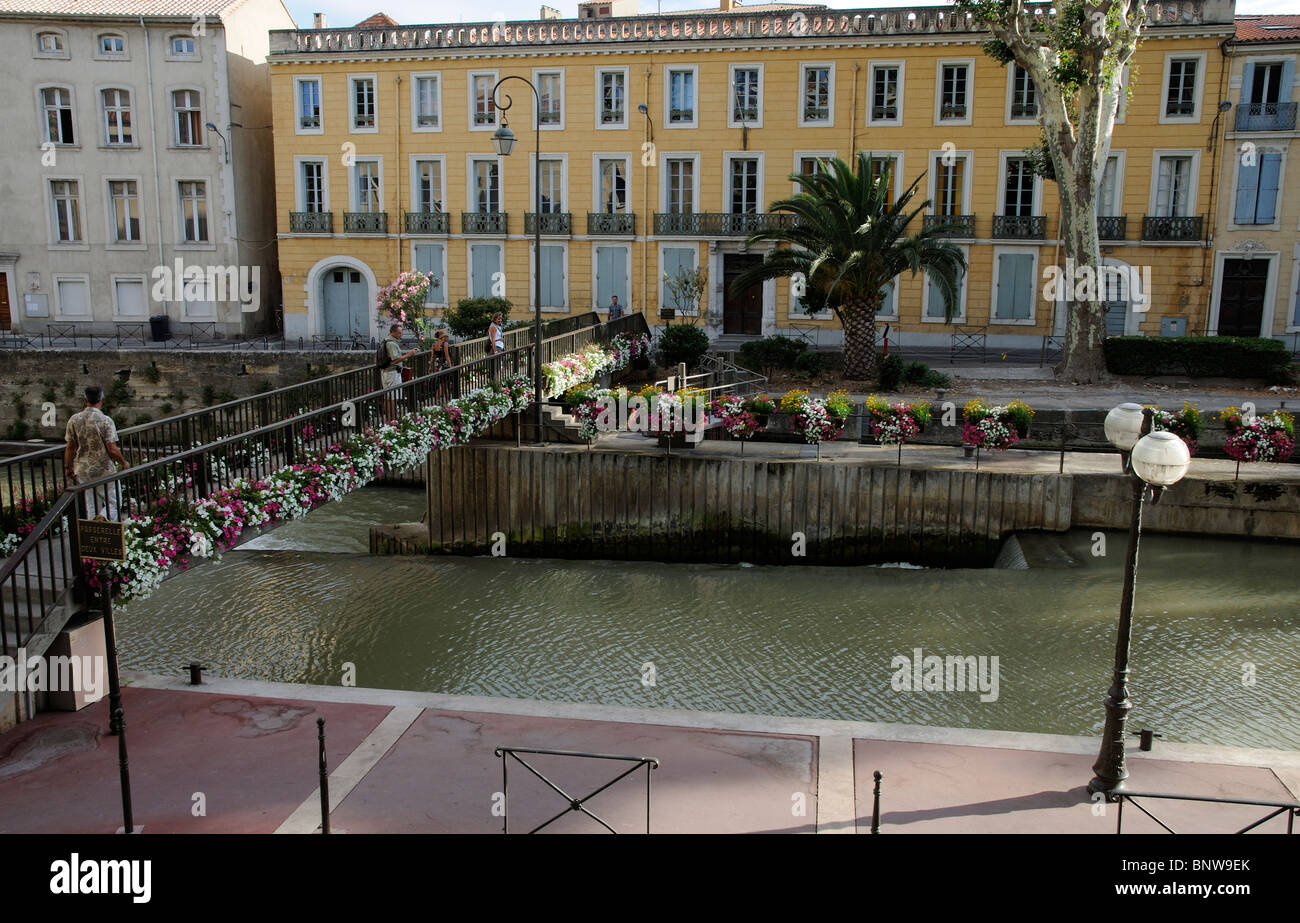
[
  {"x1": 1088, "y1": 403, "x2": 1191, "y2": 796},
  {"x1": 491, "y1": 77, "x2": 544, "y2": 446}
]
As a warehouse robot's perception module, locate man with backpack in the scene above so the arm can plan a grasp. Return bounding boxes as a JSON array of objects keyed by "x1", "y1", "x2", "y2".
[{"x1": 378, "y1": 323, "x2": 419, "y2": 416}]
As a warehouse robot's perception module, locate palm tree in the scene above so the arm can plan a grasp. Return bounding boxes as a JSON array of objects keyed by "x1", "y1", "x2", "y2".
[{"x1": 730, "y1": 152, "x2": 968, "y2": 381}]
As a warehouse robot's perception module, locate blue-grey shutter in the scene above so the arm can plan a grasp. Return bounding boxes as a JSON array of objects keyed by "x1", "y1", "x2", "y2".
[
  {"x1": 1282, "y1": 59, "x2": 1296, "y2": 102},
  {"x1": 663, "y1": 248, "x2": 691, "y2": 309},
  {"x1": 471, "y1": 244, "x2": 498, "y2": 298},
  {"x1": 1258, "y1": 153, "x2": 1282, "y2": 224},
  {"x1": 596, "y1": 246, "x2": 627, "y2": 308},
  {"x1": 1235, "y1": 158, "x2": 1261, "y2": 224},
  {"x1": 540, "y1": 246, "x2": 564, "y2": 307},
  {"x1": 414, "y1": 243, "x2": 444, "y2": 303},
  {"x1": 996, "y1": 253, "x2": 1032, "y2": 319},
  {"x1": 1240, "y1": 61, "x2": 1255, "y2": 104}
]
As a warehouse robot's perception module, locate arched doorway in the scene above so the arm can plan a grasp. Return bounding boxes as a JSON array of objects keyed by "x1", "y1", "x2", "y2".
[{"x1": 320, "y1": 266, "x2": 370, "y2": 340}]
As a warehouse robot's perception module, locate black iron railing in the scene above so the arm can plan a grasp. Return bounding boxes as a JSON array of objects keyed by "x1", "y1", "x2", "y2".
[
  {"x1": 404, "y1": 211, "x2": 449, "y2": 234},
  {"x1": 992, "y1": 214, "x2": 1046, "y2": 239},
  {"x1": 587, "y1": 212, "x2": 635, "y2": 235},
  {"x1": 1141, "y1": 215, "x2": 1203, "y2": 241},
  {"x1": 1098, "y1": 215, "x2": 1128, "y2": 240},
  {"x1": 654, "y1": 212, "x2": 798, "y2": 236},
  {"x1": 462, "y1": 211, "x2": 508, "y2": 234},
  {"x1": 923, "y1": 214, "x2": 976, "y2": 238},
  {"x1": 1235, "y1": 101, "x2": 1298, "y2": 132},
  {"x1": 1114, "y1": 790, "x2": 1300, "y2": 834},
  {"x1": 343, "y1": 212, "x2": 387, "y2": 234},
  {"x1": 289, "y1": 211, "x2": 333, "y2": 233},
  {"x1": 524, "y1": 212, "x2": 572, "y2": 235},
  {"x1": 494, "y1": 746, "x2": 658, "y2": 834}
]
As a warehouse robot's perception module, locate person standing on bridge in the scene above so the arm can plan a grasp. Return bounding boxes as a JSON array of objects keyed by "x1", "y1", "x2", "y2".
[
  {"x1": 380, "y1": 323, "x2": 418, "y2": 417},
  {"x1": 64, "y1": 385, "x2": 129, "y2": 520},
  {"x1": 432, "y1": 328, "x2": 453, "y2": 372},
  {"x1": 487, "y1": 313, "x2": 505, "y2": 355},
  {"x1": 608, "y1": 294, "x2": 625, "y2": 321}
]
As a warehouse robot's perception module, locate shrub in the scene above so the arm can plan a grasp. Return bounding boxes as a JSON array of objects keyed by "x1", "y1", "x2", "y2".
[
  {"x1": 216, "y1": 389, "x2": 236, "y2": 404},
  {"x1": 201, "y1": 385, "x2": 217, "y2": 406},
  {"x1": 794, "y1": 350, "x2": 825, "y2": 377},
  {"x1": 445, "y1": 297, "x2": 512, "y2": 339},
  {"x1": 900, "y1": 360, "x2": 952, "y2": 390},
  {"x1": 878, "y1": 353, "x2": 905, "y2": 392},
  {"x1": 658, "y1": 324, "x2": 710, "y2": 370},
  {"x1": 142, "y1": 364, "x2": 162, "y2": 384},
  {"x1": 738, "y1": 336, "x2": 805, "y2": 374},
  {"x1": 1103, "y1": 336, "x2": 1291, "y2": 381}
]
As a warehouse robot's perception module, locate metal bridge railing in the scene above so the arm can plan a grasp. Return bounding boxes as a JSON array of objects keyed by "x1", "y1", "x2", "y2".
[{"x1": 1114, "y1": 790, "x2": 1300, "y2": 834}]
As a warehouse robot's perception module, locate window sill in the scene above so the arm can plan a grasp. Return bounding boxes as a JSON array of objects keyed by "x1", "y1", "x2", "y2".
[
  {"x1": 106, "y1": 243, "x2": 148, "y2": 251},
  {"x1": 175, "y1": 242, "x2": 217, "y2": 251},
  {"x1": 48, "y1": 243, "x2": 89, "y2": 251},
  {"x1": 990, "y1": 318, "x2": 1037, "y2": 326},
  {"x1": 41, "y1": 143, "x2": 80, "y2": 152},
  {"x1": 168, "y1": 145, "x2": 210, "y2": 152},
  {"x1": 99, "y1": 144, "x2": 140, "y2": 152},
  {"x1": 34, "y1": 53, "x2": 71, "y2": 61}
]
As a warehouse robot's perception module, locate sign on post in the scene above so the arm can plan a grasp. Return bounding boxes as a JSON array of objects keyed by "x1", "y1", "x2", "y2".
[{"x1": 78, "y1": 519, "x2": 125, "y2": 562}]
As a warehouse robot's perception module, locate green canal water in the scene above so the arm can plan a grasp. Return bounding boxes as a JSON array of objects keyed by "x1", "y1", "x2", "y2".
[{"x1": 116, "y1": 487, "x2": 1300, "y2": 751}]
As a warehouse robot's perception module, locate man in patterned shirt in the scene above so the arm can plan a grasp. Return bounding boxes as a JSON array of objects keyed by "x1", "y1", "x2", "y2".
[{"x1": 64, "y1": 385, "x2": 129, "y2": 520}]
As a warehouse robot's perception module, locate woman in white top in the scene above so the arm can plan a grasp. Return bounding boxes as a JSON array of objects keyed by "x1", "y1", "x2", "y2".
[{"x1": 488, "y1": 313, "x2": 505, "y2": 354}]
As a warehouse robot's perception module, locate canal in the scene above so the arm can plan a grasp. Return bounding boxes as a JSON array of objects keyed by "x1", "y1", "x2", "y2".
[{"x1": 116, "y1": 487, "x2": 1300, "y2": 750}]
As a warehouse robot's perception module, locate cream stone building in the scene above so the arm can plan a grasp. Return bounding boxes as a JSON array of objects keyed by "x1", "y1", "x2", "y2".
[
  {"x1": 1213, "y1": 14, "x2": 1300, "y2": 345},
  {"x1": 0, "y1": 0, "x2": 294, "y2": 338}
]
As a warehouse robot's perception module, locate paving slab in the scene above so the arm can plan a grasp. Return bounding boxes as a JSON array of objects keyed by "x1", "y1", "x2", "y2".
[
  {"x1": 327, "y1": 708, "x2": 818, "y2": 834},
  {"x1": 0, "y1": 687, "x2": 390, "y2": 834},
  {"x1": 854, "y1": 739, "x2": 1297, "y2": 834}
]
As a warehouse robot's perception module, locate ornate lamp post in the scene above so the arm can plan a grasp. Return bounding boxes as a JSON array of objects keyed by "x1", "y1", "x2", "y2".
[
  {"x1": 491, "y1": 76, "x2": 544, "y2": 445},
  {"x1": 1088, "y1": 403, "x2": 1191, "y2": 795}
]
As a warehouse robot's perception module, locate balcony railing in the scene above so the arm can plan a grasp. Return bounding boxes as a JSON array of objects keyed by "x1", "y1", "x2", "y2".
[
  {"x1": 462, "y1": 211, "x2": 508, "y2": 234},
  {"x1": 940, "y1": 102, "x2": 967, "y2": 119},
  {"x1": 539, "y1": 110, "x2": 561, "y2": 124},
  {"x1": 1098, "y1": 215, "x2": 1128, "y2": 241},
  {"x1": 1235, "y1": 101, "x2": 1299, "y2": 132},
  {"x1": 524, "y1": 212, "x2": 572, "y2": 235},
  {"x1": 289, "y1": 211, "x2": 333, "y2": 233},
  {"x1": 600, "y1": 109, "x2": 623, "y2": 124},
  {"x1": 343, "y1": 212, "x2": 387, "y2": 234},
  {"x1": 992, "y1": 214, "x2": 1046, "y2": 239},
  {"x1": 588, "y1": 212, "x2": 635, "y2": 235},
  {"x1": 1010, "y1": 101, "x2": 1037, "y2": 118},
  {"x1": 272, "y1": 4, "x2": 1208, "y2": 57},
  {"x1": 1165, "y1": 100, "x2": 1196, "y2": 118},
  {"x1": 404, "y1": 211, "x2": 449, "y2": 234},
  {"x1": 654, "y1": 212, "x2": 798, "y2": 236},
  {"x1": 473, "y1": 111, "x2": 495, "y2": 125},
  {"x1": 733, "y1": 106, "x2": 759, "y2": 122},
  {"x1": 923, "y1": 214, "x2": 975, "y2": 238},
  {"x1": 668, "y1": 107, "x2": 694, "y2": 123},
  {"x1": 1142, "y1": 215, "x2": 1203, "y2": 241}
]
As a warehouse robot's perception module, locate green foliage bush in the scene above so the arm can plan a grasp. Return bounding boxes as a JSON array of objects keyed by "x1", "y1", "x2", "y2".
[
  {"x1": 446, "y1": 297, "x2": 512, "y2": 339},
  {"x1": 901, "y1": 360, "x2": 952, "y2": 390},
  {"x1": 878, "y1": 353, "x2": 905, "y2": 391},
  {"x1": 142, "y1": 364, "x2": 162, "y2": 384},
  {"x1": 1103, "y1": 336, "x2": 1291, "y2": 381},
  {"x1": 738, "y1": 336, "x2": 806, "y2": 374},
  {"x1": 658, "y1": 324, "x2": 711, "y2": 370},
  {"x1": 794, "y1": 350, "x2": 824, "y2": 376}
]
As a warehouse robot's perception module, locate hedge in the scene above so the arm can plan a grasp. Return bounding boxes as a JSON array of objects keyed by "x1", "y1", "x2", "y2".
[{"x1": 1103, "y1": 336, "x2": 1292, "y2": 380}]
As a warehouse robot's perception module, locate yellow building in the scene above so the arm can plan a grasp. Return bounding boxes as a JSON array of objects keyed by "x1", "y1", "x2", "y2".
[
  {"x1": 1212, "y1": 14, "x2": 1300, "y2": 343},
  {"x1": 267, "y1": 1, "x2": 1237, "y2": 352}
]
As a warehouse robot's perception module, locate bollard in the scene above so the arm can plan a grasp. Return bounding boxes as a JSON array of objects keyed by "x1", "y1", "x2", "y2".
[
  {"x1": 1132, "y1": 728, "x2": 1162, "y2": 752},
  {"x1": 871, "y1": 770, "x2": 883, "y2": 834},
  {"x1": 116, "y1": 707, "x2": 134, "y2": 834},
  {"x1": 185, "y1": 662, "x2": 206, "y2": 685},
  {"x1": 317, "y1": 717, "x2": 330, "y2": 835}
]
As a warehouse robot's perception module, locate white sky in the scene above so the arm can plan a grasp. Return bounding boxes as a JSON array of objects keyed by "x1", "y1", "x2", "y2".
[{"x1": 284, "y1": 1, "x2": 1300, "y2": 30}]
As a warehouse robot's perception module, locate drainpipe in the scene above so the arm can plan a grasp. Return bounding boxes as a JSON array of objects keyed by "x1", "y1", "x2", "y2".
[
  {"x1": 1202, "y1": 36, "x2": 1233, "y2": 334},
  {"x1": 850, "y1": 63, "x2": 860, "y2": 160},
  {"x1": 643, "y1": 64, "x2": 652, "y2": 319},
  {"x1": 394, "y1": 73, "x2": 402, "y2": 282},
  {"x1": 141, "y1": 18, "x2": 166, "y2": 311}
]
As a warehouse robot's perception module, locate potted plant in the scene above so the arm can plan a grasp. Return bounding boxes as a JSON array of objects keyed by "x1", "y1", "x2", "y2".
[
  {"x1": 1218, "y1": 407, "x2": 1294, "y2": 479},
  {"x1": 743, "y1": 393, "x2": 776, "y2": 429},
  {"x1": 962, "y1": 398, "x2": 1035, "y2": 466},
  {"x1": 865, "y1": 394, "x2": 931, "y2": 464},
  {"x1": 1150, "y1": 402, "x2": 1204, "y2": 456}
]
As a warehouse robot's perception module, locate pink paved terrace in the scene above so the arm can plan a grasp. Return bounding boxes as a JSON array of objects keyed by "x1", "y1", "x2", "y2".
[{"x1": 0, "y1": 673, "x2": 1295, "y2": 834}]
